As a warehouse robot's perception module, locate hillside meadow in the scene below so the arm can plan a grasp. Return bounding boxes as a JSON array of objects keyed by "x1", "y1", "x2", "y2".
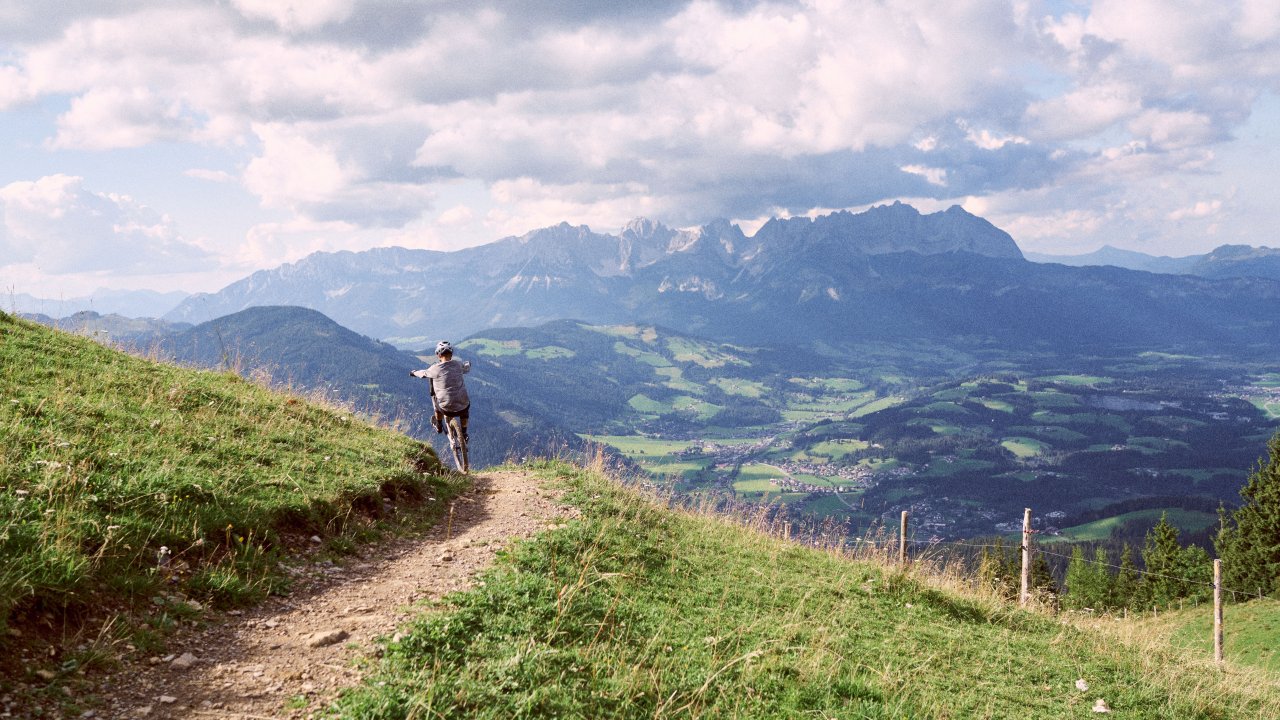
[
  {"x1": 335, "y1": 460, "x2": 1280, "y2": 719},
  {"x1": 0, "y1": 312, "x2": 462, "y2": 670}
]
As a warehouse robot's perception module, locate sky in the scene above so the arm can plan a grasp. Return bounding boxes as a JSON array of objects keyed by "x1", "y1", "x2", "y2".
[{"x1": 2, "y1": 0, "x2": 1279, "y2": 298}]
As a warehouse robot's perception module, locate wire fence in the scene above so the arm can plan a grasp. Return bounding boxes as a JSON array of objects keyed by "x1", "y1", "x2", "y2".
[{"x1": 892, "y1": 534, "x2": 1262, "y2": 602}]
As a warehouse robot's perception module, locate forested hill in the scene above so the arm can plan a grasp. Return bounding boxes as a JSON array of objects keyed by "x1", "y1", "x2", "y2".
[{"x1": 157, "y1": 305, "x2": 587, "y2": 469}]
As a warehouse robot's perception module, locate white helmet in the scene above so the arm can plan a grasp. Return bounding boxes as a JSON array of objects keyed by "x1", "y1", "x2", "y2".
[{"x1": 435, "y1": 340, "x2": 453, "y2": 355}]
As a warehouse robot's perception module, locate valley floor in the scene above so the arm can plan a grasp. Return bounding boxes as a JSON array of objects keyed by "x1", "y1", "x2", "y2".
[{"x1": 86, "y1": 471, "x2": 571, "y2": 719}]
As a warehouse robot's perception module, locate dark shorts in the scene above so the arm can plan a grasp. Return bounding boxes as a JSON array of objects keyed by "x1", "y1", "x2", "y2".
[{"x1": 438, "y1": 405, "x2": 469, "y2": 421}]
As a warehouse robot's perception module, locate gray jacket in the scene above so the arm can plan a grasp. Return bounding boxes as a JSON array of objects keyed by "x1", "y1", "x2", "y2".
[{"x1": 414, "y1": 358, "x2": 471, "y2": 413}]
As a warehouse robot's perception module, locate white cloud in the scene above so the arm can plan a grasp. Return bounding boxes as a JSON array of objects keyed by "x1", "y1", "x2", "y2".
[
  {"x1": 1168, "y1": 199, "x2": 1223, "y2": 221},
  {"x1": 900, "y1": 164, "x2": 948, "y2": 186},
  {"x1": 0, "y1": 175, "x2": 209, "y2": 274},
  {"x1": 244, "y1": 123, "x2": 348, "y2": 208},
  {"x1": 184, "y1": 168, "x2": 236, "y2": 183},
  {"x1": 230, "y1": 0, "x2": 354, "y2": 32},
  {"x1": 437, "y1": 205, "x2": 475, "y2": 227}
]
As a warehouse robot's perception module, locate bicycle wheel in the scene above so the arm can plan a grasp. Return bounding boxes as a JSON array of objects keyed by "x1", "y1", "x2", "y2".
[{"x1": 446, "y1": 415, "x2": 469, "y2": 473}]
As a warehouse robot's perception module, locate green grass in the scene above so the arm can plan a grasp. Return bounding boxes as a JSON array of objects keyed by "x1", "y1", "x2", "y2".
[
  {"x1": 585, "y1": 435, "x2": 698, "y2": 456},
  {"x1": 334, "y1": 461, "x2": 1280, "y2": 718},
  {"x1": 664, "y1": 337, "x2": 748, "y2": 369},
  {"x1": 0, "y1": 312, "x2": 461, "y2": 631},
  {"x1": 732, "y1": 478, "x2": 780, "y2": 493},
  {"x1": 1055, "y1": 509, "x2": 1219, "y2": 542},
  {"x1": 614, "y1": 341, "x2": 671, "y2": 367},
  {"x1": 525, "y1": 345, "x2": 576, "y2": 360},
  {"x1": 590, "y1": 324, "x2": 660, "y2": 343},
  {"x1": 806, "y1": 439, "x2": 868, "y2": 460},
  {"x1": 849, "y1": 395, "x2": 906, "y2": 418},
  {"x1": 980, "y1": 398, "x2": 1015, "y2": 413},
  {"x1": 627, "y1": 393, "x2": 669, "y2": 414},
  {"x1": 459, "y1": 337, "x2": 524, "y2": 356},
  {"x1": 1002, "y1": 437, "x2": 1048, "y2": 458},
  {"x1": 1039, "y1": 374, "x2": 1112, "y2": 386},
  {"x1": 657, "y1": 367, "x2": 705, "y2": 394},
  {"x1": 788, "y1": 377, "x2": 866, "y2": 393},
  {"x1": 1168, "y1": 599, "x2": 1280, "y2": 673},
  {"x1": 710, "y1": 378, "x2": 767, "y2": 398}
]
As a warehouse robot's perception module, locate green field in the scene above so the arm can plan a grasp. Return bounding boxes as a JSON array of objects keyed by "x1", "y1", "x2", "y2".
[
  {"x1": 525, "y1": 345, "x2": 575, "y2": 359},
  {"x1": 590, "y1": 324, "x2": 659, "y2": 342},
  {"x1": 656, "y1": 366, "x2": 704, "y2": 393},
  {"x1": 460, "y1": 337, "x2": 524, "y2": 356},
  {"x1": 807, "y1": 439, "x2": 869, "y2": 460},
  {"x1": 1056, "y1": 509, "x2": 1219, "y2": 542},
  {"x1": 980, "y1": 398, "x2": 1015, "y2": 413},
  {"x1": 627, "y1": 393, "x2": 668, "y2": 414},
  {"x1": 583, "y1": 435, "x2": 697, "y2": 456},
  {"x1": 613, "y1": 341, "x2": 670, "y2": 367},
  {"x1": 1039, "y1": 374, "x2": 1112, "y2": 386},
  {"x1": 711, "y1": 377, "x2": 768, "y2": 398},
  {"x1": 789, "y1": 377, "x2": 867, "y2": 392},
  {"x1": 849, "y1": 395, "x2": 906, "y2": 417},
  {"x1": 920, "y1": 458, "x2": 998, "y2": 477},
  {"x1": 1002, "y1": 437, "x2": 1048, "y2": 458},
  {"x1": 665, "y1": 337, "x2": 748, "y2": 368},
  {"x1": 732, "y1": 478, "x2": 781, "y2": 493}
]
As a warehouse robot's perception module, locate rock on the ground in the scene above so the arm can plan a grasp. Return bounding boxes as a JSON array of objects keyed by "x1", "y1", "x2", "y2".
[
  {"x1": 307, "y1": 630, "x2": 349, "y2": 648},
  {"x1": 169, "y1": 653, "x2": 198, "y2": 670}
]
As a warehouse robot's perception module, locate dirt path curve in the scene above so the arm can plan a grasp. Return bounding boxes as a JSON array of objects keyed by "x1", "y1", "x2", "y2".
[{"x1": 96, "y1": 470, "x2": 570, "y2": 719}]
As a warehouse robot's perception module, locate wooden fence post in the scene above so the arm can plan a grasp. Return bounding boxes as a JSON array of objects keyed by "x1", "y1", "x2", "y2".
[
  {"x1": 1214, "y1": 558, "x2": 1224, "y2": 666},
  {"x1": 899, "y1": 511, "x2": 908, "y2": 568},
  {"x1": 1020, "y1": 508, "x2": 1033, "y2": 607}
]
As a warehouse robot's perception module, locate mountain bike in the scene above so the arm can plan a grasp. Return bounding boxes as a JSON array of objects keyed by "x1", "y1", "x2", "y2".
[{"x1": 443, "y1": 412, "x2": 469, "y2": 473}]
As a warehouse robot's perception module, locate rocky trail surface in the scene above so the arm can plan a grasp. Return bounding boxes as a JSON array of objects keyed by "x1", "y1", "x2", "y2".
[{"x1": 89, "y1": 471, "x2": 570, "y2": 719}]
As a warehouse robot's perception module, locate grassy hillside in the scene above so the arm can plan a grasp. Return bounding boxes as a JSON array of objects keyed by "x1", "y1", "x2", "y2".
[
  {"x1": 0, "y1": 311, "x2": 461, "y2": 636},
  {"x1": 336, "y1": 461, "x2": 1280, "y2": 719}
]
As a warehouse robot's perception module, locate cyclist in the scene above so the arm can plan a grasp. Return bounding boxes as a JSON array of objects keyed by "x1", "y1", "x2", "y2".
[{"x1": 411, "y1": 341, "x2": 471, "y2": 468}]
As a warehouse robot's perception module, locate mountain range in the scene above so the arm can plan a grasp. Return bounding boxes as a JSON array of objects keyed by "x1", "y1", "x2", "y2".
[
  {"x1": 164, "y1": 203, "x2": 1024, "y2": 345},
  {"x1": 157, "y1": 202, "x2": 1280, "y2": 361}
]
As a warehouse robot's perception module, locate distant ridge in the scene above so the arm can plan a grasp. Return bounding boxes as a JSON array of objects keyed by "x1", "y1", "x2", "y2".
[
  {"x1": 1025, "y1": 245, "x2": 1202, "y2": 274},
  {"x1": 1026, "y1": 243, "x2": 1280, "y2": 281}
]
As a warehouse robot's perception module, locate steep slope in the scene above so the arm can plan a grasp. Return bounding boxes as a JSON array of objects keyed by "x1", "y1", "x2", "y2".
[
  {"x1": 0, "y1": 309, "x2": 456, "y2": 636},
  {"x1": 158, "y1": 306, "x2": 588, "y2": 469}
]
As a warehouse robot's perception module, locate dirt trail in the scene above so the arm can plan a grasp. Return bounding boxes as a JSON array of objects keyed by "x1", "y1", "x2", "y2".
[{"x1": 93, "y1": 471, "x2": 570, "y2": 719}]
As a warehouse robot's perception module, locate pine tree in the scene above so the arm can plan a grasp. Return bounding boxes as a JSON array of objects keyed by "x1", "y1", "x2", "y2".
[
  {"x1": 1031, "y1": 551, "x2": 1056, "y2": 597},
  {"x1": 1064, "y1": 546, "x2": 1115, "y2": 611},
  {"x1": 978, "y1": 538, "x2": 1017, "y2": 601},
  {"x1": 1216, "y1": 432, "x2": 1280, "y2": 599},
  {"x1": 1141, "y1": 513, "x2": 1184, "y2": 607},
  {"x1": 1113, "y1": 543, "x2": 1140, "y2": 609},
  {"x1": 1111, "y1": 543, "x2": 1141, "y2": 604},
  {"x1": 1063, "y1": 546, "x2": 1091, "y2": 610},
  {"x1": 1092, "y1": 546, "x2": 1117, "y2": 609}
]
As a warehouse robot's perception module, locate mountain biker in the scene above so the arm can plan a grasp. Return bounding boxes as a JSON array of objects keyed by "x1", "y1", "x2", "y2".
[{"x1": 411, "y1": 340, "x2": 471, "y2": 450}]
